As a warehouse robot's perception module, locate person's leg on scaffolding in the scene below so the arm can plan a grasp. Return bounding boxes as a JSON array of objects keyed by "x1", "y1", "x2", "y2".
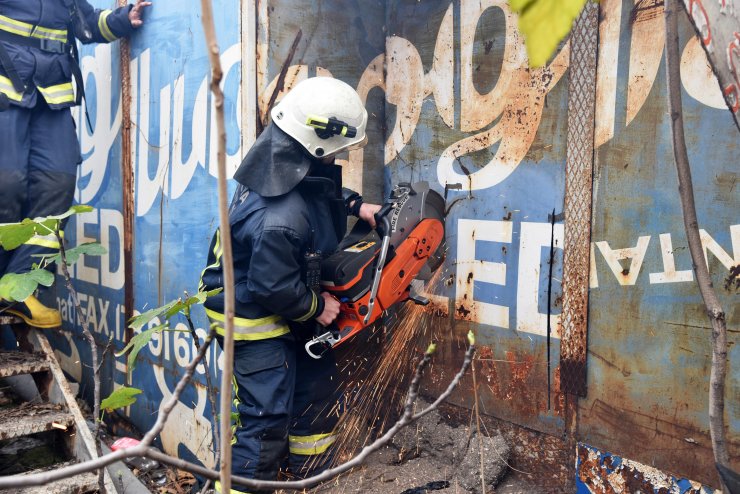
[{"x1": 1, "y1": 99, "x2": 78, "y2": 327}]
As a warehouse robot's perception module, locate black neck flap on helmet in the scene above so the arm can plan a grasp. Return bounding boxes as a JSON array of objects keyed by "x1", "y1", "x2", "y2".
[{"x1": 233, "y1": 124, "x2": 314, "y2": 197}]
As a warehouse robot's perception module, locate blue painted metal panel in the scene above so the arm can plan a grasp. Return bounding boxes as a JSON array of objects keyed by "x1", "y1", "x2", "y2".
[
  {"x1": 579, "y1": 0, "x2": 739, "y2": 487},
  {"x1": 44, "y1": 0, "x2": 387, "y2": 468},
  {"x1": 383, "y1": 0, "x2": 570, "y2": 435},
  {"x1": 37, "y1": 0, "x2": 737, "y2": 486},
  {"x1": 45, "y1": 0, "x2": 244, "y2": 467},
  {"x1": 576, "y1": 443, "x2": 719, "y2": 493}
]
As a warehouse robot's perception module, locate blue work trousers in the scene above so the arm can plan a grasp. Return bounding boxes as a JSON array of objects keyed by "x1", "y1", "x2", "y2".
[
  {"x1": 224, "y1": 333, "x2": 342, "y2": 494},
  {"x1": 0, "y1": 99, "x2": 80, "y2": 276}
]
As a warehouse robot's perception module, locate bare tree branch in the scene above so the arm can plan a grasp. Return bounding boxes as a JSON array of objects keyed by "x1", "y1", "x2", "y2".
[
  {"x1": 0, "y1": 330, "x2": 216, "y2": 490},
  {"x1": 141, "y1": 343, "x2": 478, "y2": 492},
  {"x1": 664, "y1": 1, "x2": 730, "y2": 491},
  {"x1": 54, "y1": 229, "x2": 105, "y2": 492},
  {"x1": 0, "y1": 337, "x2": 475, "y2": 492},
  {"x1": 183, "y1": 304, "x2": 221, "y2": 493},
  {"x1": 197, "y1": 1, "x2": 236, "y2": 492}
]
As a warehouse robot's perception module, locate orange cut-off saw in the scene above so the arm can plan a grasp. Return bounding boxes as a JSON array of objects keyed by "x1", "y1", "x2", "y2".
[{"x1": 305, "y1": 182, "x2": 445, "y2": 359}]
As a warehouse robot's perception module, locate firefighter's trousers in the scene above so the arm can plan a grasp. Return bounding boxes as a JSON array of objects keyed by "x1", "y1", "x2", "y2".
[
  {"x1": 0, "y1": 98, "x2": 79, "y2": 276},
  {"x1": 220, "y1": 333, "x2": 342, "y2": 494}
]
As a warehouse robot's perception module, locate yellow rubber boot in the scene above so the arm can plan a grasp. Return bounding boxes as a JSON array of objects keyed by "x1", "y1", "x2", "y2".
[{"x1": 4, "y1": 294, "x2": 62, "y2": 328}]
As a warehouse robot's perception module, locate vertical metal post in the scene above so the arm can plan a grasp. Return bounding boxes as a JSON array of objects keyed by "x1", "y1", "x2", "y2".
[
  {"x1": 119, "y1": 0, "x2": 135, "y2": 344},
  {"x1": 560, "y1": 0, "x2": 599, "y2": 417}
]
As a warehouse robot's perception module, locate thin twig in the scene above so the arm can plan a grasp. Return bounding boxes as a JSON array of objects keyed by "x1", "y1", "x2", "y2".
[
  {"x1": 0, "y1": 340, "x2": 475, "y2": 492},
  {"x1": 664, "y1": 2, "x2": 729, "y2": 491},
  {"x1": 198, "y1": 1, "x2": 236, "y2": 492},
  {"x1": 183, "y1": 304, "x2": 221, "y2": 483},
  {"x1": 95, "y1": 334, "x2": 115, "y2": 375},
  {"x1": 54, "y1": 229, "x2": 105, "y2": 492},
  {"x1": 471, "y1": 361, "x2": 486, "y2": 494},
  {"x1": 0, "y1": 330, "x2": 216, "y2": 490}
]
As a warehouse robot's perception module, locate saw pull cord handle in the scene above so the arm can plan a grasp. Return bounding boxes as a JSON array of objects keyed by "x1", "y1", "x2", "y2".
[
  {"x1": 305, "y1": 329, "x2": 340, "y2": 359},
  {"x1": 364, "y1": 213, "x2": 392, "y2": 325}
]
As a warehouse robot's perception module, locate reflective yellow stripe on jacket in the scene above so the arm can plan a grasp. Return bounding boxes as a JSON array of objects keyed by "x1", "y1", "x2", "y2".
[
  {"x1": 0, "y1": 75, "x2": 23, "y2": 101},
  {"x1": 288, "y1": 433, "x2": 336, "y2": 456},
  {"x1": 36, "y1": 82, "x2": 75, "y2": 105},
  {"x1": 293, "y1": 290, "x2": 318, "y2": 322},
  {"x1": 205, "y1": 309, "x2": 290, "y2": 341},
  {"x1": 97, "y1": 10, "x2": 118, "y2": 42},
  {"x1": 0, "y1": 14, "x2": 67, "y2": 41}
]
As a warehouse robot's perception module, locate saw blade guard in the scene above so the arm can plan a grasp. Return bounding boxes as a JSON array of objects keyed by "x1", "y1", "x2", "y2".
[{"x1": 310, "y1": 181, "x2": 446, "y2": 354}]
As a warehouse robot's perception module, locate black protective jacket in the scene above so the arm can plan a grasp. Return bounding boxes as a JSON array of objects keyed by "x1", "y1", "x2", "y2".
[
  {"x1": 0, "y1": 0, "x2": 134, "y2": 109},
  {"x1": 201, "y1": 124, "x2": 361, "y2": 336}
]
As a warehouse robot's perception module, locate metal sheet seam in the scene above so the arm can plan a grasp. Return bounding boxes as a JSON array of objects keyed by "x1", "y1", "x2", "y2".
[{"x1": 560, "y1": 0, "x2": 599, "y2": 400}]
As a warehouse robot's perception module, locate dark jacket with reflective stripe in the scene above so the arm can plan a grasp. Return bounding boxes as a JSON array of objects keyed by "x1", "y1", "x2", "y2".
[
  {"x1": 201, "y1": 180, "x2": 352, "y2": 334},
  {"x1": 0, "y1": 0, "x2": 134, "y2": 109},
  {"x1": 201, "y1": 124, "x2": 362, "y2": 337}
]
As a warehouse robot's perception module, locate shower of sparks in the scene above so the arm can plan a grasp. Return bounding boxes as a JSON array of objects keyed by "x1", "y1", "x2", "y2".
[{"x1": 297, "y1": 267, "x2": 451, "y2": 485}]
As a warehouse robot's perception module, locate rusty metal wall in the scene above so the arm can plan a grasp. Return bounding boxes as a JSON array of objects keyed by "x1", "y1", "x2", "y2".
[
  {"x1": 580, "y1": 0, "x2": 739, "y2": 487},
  {"x1": 384, "y1": 0, "x2": 572, "y2": 436},
  {"x1": 42, "y1": 0, "x2": 246, "y2": 468},
  {"x1": 383, "y1": 0, "x2": 739, "y2": 488},
  {"x1": 256, "y1": 0, "x2": 387, "y2": 204},
  {"x1": 31, "y1": 0, "x2": 738, "y2": 486}
]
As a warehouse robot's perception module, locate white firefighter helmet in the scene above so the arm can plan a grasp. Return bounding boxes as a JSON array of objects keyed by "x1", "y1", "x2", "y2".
[{"x1": 271, "y1": 77, "x2": 368, "y2": 159}]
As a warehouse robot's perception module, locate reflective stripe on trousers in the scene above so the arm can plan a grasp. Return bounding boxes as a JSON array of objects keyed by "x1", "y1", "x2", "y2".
[
  {"x1": 214, "y1": 480, "x2": 251, "y2": 494},
  {"x1": 288, "y1": 432, "x2": 337, "y2": 456}
]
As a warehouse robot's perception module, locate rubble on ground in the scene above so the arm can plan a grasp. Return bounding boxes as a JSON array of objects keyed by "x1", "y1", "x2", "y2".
[{"x1": 319, "y1": 399, "x2": 512, "y2": 493}]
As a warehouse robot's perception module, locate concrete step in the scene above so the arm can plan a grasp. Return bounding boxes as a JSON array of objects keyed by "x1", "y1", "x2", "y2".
[
  {"x1": 0, "y1": 403, "x2": 74, "y2": 441},
  {"x1": 0, "y1": 350, "x2": 50, "y2": 378},
  {"x1": 10, "y1": 460, "x2": 98, "y2": 494}
]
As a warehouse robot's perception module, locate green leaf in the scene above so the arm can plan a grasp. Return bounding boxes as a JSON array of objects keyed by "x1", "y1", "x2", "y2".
[
  {"x1": 510, "y1": 0, "x2": 588, "y2": 67},
  {"x1": 0, "y1": 272, "x2": 40, "y2": 302},
  {"x1": 0, "y1": 222, "x2": 37, "y2": 251},
  {"x1": 39, "y1": 242, "x2": 107, "y2": 266},
  {"x1": 115, "y1": 323, "x2": 167, "y2": 374},
  {"x1": 127, "y1": 288, "x2": 222, "y2": 331},
  {"x1": 64, "y1": 242, "x2": 107, "y2": 264},
  {"x1": 27, "y1": 269, "x2": 54, "y2": 288},
  {"x1": 101, "y1": 387, "x2": 142, "y2": 412},
  {"x1": 0, "y1": 206, "x2": 95, "y2": 252},
  {"x1": 128, "y1": 300, "x2": 180, "y2": 331},
  {"x1": 44, "y1": 205, "x2": 95, "y2": 222}
]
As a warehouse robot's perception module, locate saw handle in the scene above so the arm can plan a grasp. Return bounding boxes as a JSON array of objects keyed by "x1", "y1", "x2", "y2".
[{"x1": 373, "y1": 203, "x2": 394, "y2": 236}]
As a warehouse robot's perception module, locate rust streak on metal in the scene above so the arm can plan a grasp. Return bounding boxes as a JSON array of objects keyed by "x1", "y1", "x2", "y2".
[
  {"x1": 260, "y1": 28, "x2": 303, "y2": 129},
  {"x1": 119, "y1": 3, "x2": 134, "y2": 343},
  {"x1": 580, "y1": 398, "x2": 739, "y2": 486}
]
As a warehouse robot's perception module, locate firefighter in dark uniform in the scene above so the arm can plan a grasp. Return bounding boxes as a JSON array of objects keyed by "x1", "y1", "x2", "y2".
[
  {"x1": 199, "y1": 77, "x2": 380, "y2": 494},
  {"x1": 0, "y1": 0, "x2": 151, "y2": 327}
]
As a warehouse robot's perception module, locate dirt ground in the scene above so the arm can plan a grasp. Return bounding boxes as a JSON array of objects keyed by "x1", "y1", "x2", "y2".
[
  {"x1": 308, "y1": 446, "x2": 546, "y2": 494},
  {"x1": 299, "y1": 399, "x2": 570, "y2": 494}
]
